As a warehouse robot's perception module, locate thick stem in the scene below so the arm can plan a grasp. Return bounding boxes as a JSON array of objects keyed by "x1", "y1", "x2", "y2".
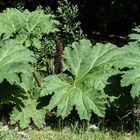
[{"x1": 33, "y1": 71, "x2": 42, "y2": 87}]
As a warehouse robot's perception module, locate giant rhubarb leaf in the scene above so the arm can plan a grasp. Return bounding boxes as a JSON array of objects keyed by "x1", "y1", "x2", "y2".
[
  {"x1": 115, "y1": 41, "x2": 140, "y2": 98},
  {"x1": 0, "y1": 8, "x2": 59, "y2": 48},
  {"x1": 10, "y1": 98, "x2": 46, "y2": 129},
  {"x1": 0, "y1": 8, "x2": 22, "y2": 39},
  {"x1": 16, "y1": 9, "x2": 59, "y2": 47},
  {"x1": 41, "y1": 39, "x2": 120, "y2": 120},
  {"x1": 0, "y1": 40, "x2": 35, "y2": 84},
  {"x1": 129, "y1": 25, "x2": 140, "y2": 42}
]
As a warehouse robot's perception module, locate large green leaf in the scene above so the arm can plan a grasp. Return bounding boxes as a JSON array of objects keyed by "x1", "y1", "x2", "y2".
[
  {"x1": 0, "y1": 40, "x2": 35, "y2": 84},
  {"x1": 128, "y1": 25, "x2": 140, "y2": 42},
  {"x1": 19, "y1": 74, "x2": 35, "y2": 93},
  {"x1": 0, "y1": 8, "x2": 22, "y2": 39},
  {"x1": 115, "y1": 41, "x2": 140, "y2": 98},
  {"x1": 0, "y1": 80, "x2": 26, "y2": 105},
  {"x1": 17, "y1": 9, "x2": 59, "y2": 47},
  {"x1": 0, "y1": 8, "x2": 59, "y2": 48},
  {"x1": 10, "y1": 99, "x2": 46, "y2": 129},
  {"x1": 41, "y1": 39, "x2": 120, "y2": 120}
]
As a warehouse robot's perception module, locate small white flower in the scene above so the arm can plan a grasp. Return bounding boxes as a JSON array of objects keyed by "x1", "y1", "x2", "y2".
[
  {"x1": 18, "y1": 131, "x2": 28, "y2": 138},
  {"x1": 111, "y1": 1, "x2": 114, "y2": 4},
  {"x1": 1, "y1": 125, "x2": 9, "y2": 131},
  {"x1": 89, "y1": 124, "x2": 98, "y2": 130}
]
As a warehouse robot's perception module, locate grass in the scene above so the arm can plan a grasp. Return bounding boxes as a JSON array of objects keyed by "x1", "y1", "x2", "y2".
[{"x1": 0, "y1": 125, "x2": 140, "y2": 140}]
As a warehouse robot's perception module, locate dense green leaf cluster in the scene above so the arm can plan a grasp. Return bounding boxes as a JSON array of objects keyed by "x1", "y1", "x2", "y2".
[
  {"x1": 115, "y1": 42, "x2": 140, "y2": 98},
  {"x1": 0, "y1": 8, "x2": 59, "y2": 129},
  {"x1": 1, "y1": 5, "x2": 140, "y2": 130},
  {"x1": 0, "y1": 8, "x2": 59, "y2": 48}
]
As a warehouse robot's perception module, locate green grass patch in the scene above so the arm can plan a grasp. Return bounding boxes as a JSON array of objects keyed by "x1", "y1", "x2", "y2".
[{"x1": 0, "y1": 125, "x2": 140, "y2": 140}]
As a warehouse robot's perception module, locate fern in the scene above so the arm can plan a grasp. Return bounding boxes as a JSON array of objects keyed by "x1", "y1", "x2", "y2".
[
  {"x1": 40, "y1": 39, "x2": 120, "y2": 120},
  {"x1": 0, "y1": 8, "x2": 59, "y2": 48},
  {"x1": 0, "y1": 40, "x2": 35, "y2": 84},
  {"x1": 115, "y1": 41, "x2": 140, "y2": 98}
]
